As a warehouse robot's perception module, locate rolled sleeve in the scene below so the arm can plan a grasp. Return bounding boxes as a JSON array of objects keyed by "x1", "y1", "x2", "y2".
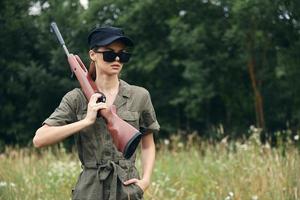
[{"x1": 139, "y1": 91, "x2": 160, "y2": 134}]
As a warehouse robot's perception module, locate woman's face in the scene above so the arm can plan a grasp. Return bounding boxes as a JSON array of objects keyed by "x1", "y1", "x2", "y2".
[{"x1": 89, "y1": 41, "x2": 127, "y2": 76}]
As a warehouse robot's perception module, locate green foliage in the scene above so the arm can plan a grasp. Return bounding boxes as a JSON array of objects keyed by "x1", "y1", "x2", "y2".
[{"x1": 1, "y1": 0, "x2": 300, "y2": 146}]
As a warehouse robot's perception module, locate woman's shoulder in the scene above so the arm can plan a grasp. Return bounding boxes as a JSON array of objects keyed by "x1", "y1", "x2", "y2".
[
  {"x1": 62, "y1": 88, "x2": 87, "y2": 113},
  {"x1": 120, "y1": 80, "x2": 150, "y2": 98},
  {"x1": 64, "y1": 88, "x2": 86, "y2": 100}
]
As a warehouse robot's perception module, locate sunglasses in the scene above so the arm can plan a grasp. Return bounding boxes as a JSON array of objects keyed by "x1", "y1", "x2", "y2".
[{"x1": 94, "y1": 50, "x2": 131, "y2": 63}]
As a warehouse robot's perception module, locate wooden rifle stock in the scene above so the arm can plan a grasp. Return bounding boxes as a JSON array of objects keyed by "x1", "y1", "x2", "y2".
[{"x1": 51, "y1": 22, "x2": 142, "y2": 159}]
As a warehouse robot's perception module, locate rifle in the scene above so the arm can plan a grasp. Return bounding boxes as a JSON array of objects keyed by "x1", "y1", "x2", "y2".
[{"x1": 50, "y1": 22, "x2": 142, "y2": 159}]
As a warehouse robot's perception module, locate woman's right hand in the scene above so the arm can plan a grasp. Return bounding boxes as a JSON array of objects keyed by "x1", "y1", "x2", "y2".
[
  {"x1": 33, "y1": 93, "x2": 107, "y2": 148},
  {"x1": 84, "y1": 93, "x2": 107, "y2": 125}
]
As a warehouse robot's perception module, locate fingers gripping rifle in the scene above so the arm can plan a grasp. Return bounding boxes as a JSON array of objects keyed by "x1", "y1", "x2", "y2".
[{"x1": 50, "y1": 22, "x2": 142, "y2": 159}]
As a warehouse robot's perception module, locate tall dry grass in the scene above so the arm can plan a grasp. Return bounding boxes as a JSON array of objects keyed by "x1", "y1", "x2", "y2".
[{"x1": 0, "y1": 132, "x2": 299, "y2": 200}]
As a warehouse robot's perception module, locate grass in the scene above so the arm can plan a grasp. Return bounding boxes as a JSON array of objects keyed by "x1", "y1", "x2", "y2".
[{"x1": 0, "y1": 133, "x2": 299, "y2": 200}]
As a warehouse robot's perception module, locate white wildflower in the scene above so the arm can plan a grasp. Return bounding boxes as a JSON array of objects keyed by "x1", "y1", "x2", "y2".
[
  {"x1": 251, "y1": 195, "x2": 258, "y2": 200},
  {"x1": 177, "y1": 142, "x2": 184, "y2": 148},
  {"x1": 0, "y1": 182, "x2": 7, "y2": 187},
  {"x1": 250, "y1": 125, "x2": 255, "y2": 131},
  {"x1": 179, "y1": 10, "x2": 187, "y2": 17},
  {"x1": 165, "y1": 176, "x2": 170, "y2": 182},
  {"x1": 164, "y1": 139, "x2": 170, "y2": 145},
  {"x1": 0, "y1": 181, "x2": 16, "y2": 187},
  {"x1": 294, "y1": 135, "x2": 299, "y2": 141},
  {"x1": 10, "y1": 182, "x2": 16, "y2": 187},
  {"x1": 240, "y1": 144, "x2": 248, "y2": 150}
]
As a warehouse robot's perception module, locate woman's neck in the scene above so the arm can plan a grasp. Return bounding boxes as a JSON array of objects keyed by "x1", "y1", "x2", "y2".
[{"x1": 95, "y1": 74, "x2": 119, "y2": 93}]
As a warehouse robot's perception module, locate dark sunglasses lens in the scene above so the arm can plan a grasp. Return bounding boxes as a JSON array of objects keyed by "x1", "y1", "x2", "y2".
[
  {"x1": 102, "y1": 51, "x2": 131, "y2": 63},
  {"x1": 119, "y1": 52, "x2": 131, "y2": 63},
  {"x1": 103, "y1": 51, "x2": 117, "y2": 62}
]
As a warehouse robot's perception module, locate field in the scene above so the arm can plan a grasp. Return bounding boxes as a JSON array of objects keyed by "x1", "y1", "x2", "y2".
[{"x1": 0, "y1": 133, "x2": 299, "y2": 200}]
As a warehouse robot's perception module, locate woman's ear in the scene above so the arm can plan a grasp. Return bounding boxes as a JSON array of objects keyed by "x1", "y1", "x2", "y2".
[
  {"x1": 88, "y1": 61, "x2": 96, "y2": 80},
  {"x1": 89, "y1": 50, "x2": 96, "y2": 61}
]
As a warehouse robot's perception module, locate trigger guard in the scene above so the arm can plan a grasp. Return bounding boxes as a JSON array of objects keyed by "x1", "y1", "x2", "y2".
[{"x1": 96, "y1": 92, "x2": 106, "y2": 103}]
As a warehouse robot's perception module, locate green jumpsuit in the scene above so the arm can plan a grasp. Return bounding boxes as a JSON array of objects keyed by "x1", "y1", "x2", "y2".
[{"x1": 43, "y1": 80, "x2": 160, "y2": 200}]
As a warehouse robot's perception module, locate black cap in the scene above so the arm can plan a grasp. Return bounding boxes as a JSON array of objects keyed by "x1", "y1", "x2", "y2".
[{"x1": 88, "y1": 26, "x2": 134, "y2": 49}]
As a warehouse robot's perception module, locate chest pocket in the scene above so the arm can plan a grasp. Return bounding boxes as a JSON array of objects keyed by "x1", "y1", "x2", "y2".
[{"x1": 117, "y1": 111, "x2": 140, "y2": 129}]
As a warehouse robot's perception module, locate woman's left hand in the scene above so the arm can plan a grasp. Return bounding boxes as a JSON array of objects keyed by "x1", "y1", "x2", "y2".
[{"x1": 123, "y1": 178, "x2": 150, "y2": 191}]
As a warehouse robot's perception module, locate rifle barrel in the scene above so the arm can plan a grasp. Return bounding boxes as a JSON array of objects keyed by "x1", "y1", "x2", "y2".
[{"x1": 50, "y1": 22, "x2": 70, "y2": 56}]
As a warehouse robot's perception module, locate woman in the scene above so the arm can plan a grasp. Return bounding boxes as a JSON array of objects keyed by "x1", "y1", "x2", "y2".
[{"x1": 33, "y1": 26, "x2": 160, "y2": 200}]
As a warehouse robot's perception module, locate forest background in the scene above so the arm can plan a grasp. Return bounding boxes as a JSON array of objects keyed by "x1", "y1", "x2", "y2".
[{"x1": 1, "y1": 0, "x2": 300, "y2": 149}]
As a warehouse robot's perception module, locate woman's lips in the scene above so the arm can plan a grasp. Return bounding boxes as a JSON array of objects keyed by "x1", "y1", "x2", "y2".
[{"x1": 111, "y1": 63, "x2": 121, "y2": 69}]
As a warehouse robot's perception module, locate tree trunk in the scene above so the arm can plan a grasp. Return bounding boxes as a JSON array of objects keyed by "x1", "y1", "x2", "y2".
[
  {"x1": 246, "y1": 26, "x2": 265, "y2": 129},
  {"x1": 247, "y1": 56, "x2": 265, "y2": 129}
]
